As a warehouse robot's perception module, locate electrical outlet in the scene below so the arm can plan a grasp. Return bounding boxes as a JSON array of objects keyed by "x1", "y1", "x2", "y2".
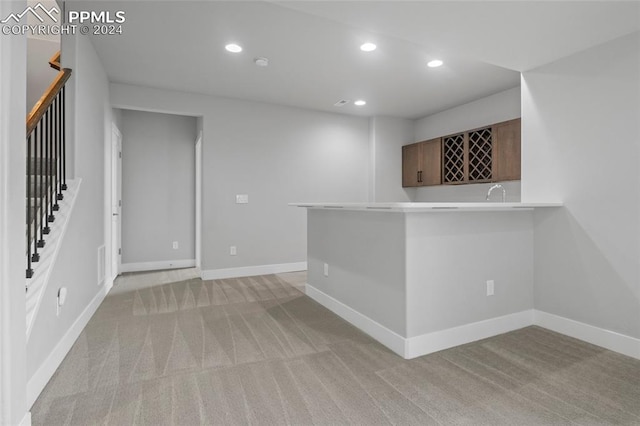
[
  {"x1": 486, "y1": 280, "x2": 495, "y2": 296},
  {"x1": 57, "y1": 287, "x2": 67, "y2": 316},
  {"x1": 230, "y1": 246, "x2": 237, "y2": 256},
  {"x1": 172, "y1": 241, "x2": 179, "y2": 250},
  {"x1": 235, "y1": 194, "x2": 249, "y2": 204},
  {"x1": 323, "y1": 263, "x2": 329, "y2": 277}
]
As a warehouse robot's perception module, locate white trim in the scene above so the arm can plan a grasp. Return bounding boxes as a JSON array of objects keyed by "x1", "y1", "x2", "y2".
[
  {"x1": 534, "y1": 310, "x2": 640, "y2": 360},
  {"x1": 19, "y1": 412, "x2": 31, "y2": 426},
  {"x1": 305, "y1": 283, "x2": 406, "y2": 356},
  {"x1": 120, "y1": 259, "x2": 196, "y2": 273},
  {"x1": 406, "y1": 310, "x2": 535, "y2": 359},
  {"x1": 97, "y1": 244, "x2": 105, "y2": 287},
  {"x1": 194, "y1": 133, "x2": 202, "y2": 271},
  {"x1": 103, "y1": 277, "x2": 114, "y2": 295},
  {"x1": 27, "y1": 285, "x2": 107, "y2": 408},
  {"x1": 306, "y1": 282, "x2": 534, "y2": 359},
  {"x1": 201, "y1": 262, "x2": 307, "y2": 280},
  {"x1": 299, "y1": 286, "x2": 640, "y2": 361},
  {"x1": 108, "y1": 122, "x2": 122, "y2": 282}
]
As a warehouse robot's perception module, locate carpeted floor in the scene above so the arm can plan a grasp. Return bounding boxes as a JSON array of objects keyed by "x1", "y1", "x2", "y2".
[{"x1": 32, "y1": 270, "x2": 640, "y2": 425}]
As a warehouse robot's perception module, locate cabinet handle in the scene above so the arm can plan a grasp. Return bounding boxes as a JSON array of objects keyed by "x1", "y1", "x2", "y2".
[
  {"x1": 417, "y1": 171, "x2": 420, "y2": 183},
  {"x1": 418, "y1": 171, "x2": 423, "y2": 183}
]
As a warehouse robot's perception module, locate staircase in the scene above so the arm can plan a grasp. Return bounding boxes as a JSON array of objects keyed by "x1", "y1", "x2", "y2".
[{"x1": 25, "y1": 51, "x2": 71, "y2": 283}]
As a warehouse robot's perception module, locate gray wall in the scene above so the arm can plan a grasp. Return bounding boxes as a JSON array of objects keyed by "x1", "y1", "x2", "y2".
[
  {"x1": 370, "y1": 116, "x2": 416, "y2": 202},
  {"x1": 413, "y1": 87, "x2": 522, "y2": 202},
  {"x1": 111, "y1": 107, "x2": 123, "y2": 131},
  {"x1": 411, "y1": 181, "x2": 522, "y2": 203},
  {"x1": 27, "y1": 37, "x2": 59, "y2": 114},
  {"x1": 307, "y1": 209, "x2": 407, "y2": 335},
  {"x1": 121, "y1": 110, "x2": 197, "y2": 264},
  {"x1": 306, "y1": 209, "x2": 535, "y2": 339},
  {"x1": 405, "y1": 211, "x2": 534, "y2": 337},
  {"x1": 111, "y1": 84, "x2": 370, "y2": 272},
  {"x1": 521, "y1": 32, "x2": 640, "y2": 339}
]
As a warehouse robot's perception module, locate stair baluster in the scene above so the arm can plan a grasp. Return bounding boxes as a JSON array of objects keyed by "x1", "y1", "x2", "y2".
[
  {"x1": 56, "y1": 93, "x2": 63, "y2": 201},
  {"x1": 26, "y1": 132, "x2": 34, "y2": 279},
  {"x1": 43, "y1": 111, "x2": 50, "y2": 234},
  {"x1": 36, "y1": 121, "x2": 45, "y2": 246},
  {"x1": 61, "y1": 87, "x2": 67, "y2": 191},
  {"x1": 47, "y1": 109, "x2": 55, "y2": 221},
  {"x1": 52, "y1": 97, "x2": 59, "y2": 212},
  {"x1": 31, "y1": 126, "x2": 39, "y2": 263}
]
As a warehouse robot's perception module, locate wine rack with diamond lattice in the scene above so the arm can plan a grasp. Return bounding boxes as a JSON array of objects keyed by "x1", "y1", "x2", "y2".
[
  {"x1": 443, "y1": 133, "x2": 465, "y2": 183},
  {"x1": 468, "y1": 127, "x2": 493, "y2": 182}
]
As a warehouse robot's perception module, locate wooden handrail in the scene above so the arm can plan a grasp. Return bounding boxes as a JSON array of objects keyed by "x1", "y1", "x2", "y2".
[
  {"x1": 48, "y1": 51, "x2": 61, "y2": 71},
  {"x1": 27, "y1": 68, "x2": 72, "y2": 136}
]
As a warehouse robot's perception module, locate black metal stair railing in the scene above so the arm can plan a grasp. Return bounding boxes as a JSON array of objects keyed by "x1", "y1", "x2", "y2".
[{"x1": 26, "y1": 53, "x2": 71, "y2": 281}]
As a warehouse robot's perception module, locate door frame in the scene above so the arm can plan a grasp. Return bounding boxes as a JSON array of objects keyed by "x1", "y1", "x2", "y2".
[
  {"x1": 110, "y1": 123, "x2": 122, "y2": 282},
  {"x1": 195, "y1": 131, "x2": 202, "y2": 271}
]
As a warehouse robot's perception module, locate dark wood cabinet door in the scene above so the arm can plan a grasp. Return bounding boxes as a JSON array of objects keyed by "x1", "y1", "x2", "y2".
[
  {"x1": 402, "y1": 143, "x2": 422, "y2": 187},
  {"x1": 493, "y1": 118, "x2": 521, "y2": 181},
  {"x1": 420, "y1": 138, "x2": 442, "y2": 186}
]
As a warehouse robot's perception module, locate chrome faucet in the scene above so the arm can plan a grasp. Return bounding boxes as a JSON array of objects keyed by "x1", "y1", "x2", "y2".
[{"x1": 486, "y1": 184, "x2": 506, "y2": 202}]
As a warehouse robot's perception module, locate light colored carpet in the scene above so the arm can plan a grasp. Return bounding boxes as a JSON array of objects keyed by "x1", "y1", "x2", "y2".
[{"x1": 31, "y1": 270, "x2": 640, "y2": 425}]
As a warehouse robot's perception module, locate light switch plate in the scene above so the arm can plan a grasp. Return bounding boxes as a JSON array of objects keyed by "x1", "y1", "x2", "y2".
[
  {"x1": 236, "y1": 194, "x2": 249, "y2": 204},
  {"x1": 486, "y1": 280, "x2": 495, "y2": 296}
]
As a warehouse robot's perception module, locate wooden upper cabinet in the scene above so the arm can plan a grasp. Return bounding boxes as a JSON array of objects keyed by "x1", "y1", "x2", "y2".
[
  {"x1": 402, "y1": 118, "x2": 520, "y2": 188},
  {"x1": 402, "y1": 138, "x2": 442, "y2": 187},
  {"x1": 492, "y1": 118, "x2": 521, "y2": 181},
  {"x1": 421, "y1": 138, "x2": 442, "y2": 186},
  {"x1": 402, "y1": 143, "x2": 421, "y2": 187}
]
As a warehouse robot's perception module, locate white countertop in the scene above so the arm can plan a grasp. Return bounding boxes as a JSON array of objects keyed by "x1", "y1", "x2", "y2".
[{"x1": 290, "y1": 202, "x2": 563, "y2": 212}]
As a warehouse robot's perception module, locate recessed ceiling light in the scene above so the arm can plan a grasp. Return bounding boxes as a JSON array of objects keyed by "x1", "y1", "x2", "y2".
[
  {"x1": 254, "y1": 57, "x2": 269, "y2": 67},
  {"x1": 354, "y1": 100, "x2": 367, "y2": 106},
  {"x1": 225, "y1": 43, "x2": 243, "y2": 53},
  {"x1": 360, "y1": 43, "x2": 377, "y2": 52},
  {"x1": 427, "y1": 59, "x2": 443, "y2": 68}
]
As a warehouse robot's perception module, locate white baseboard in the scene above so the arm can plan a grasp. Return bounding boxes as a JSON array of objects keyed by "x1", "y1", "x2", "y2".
[
  {"x1": 305, "y1": 283, "x2": 407, "y2": 357},
  {"x1": 19, "y1": 412, "x2": 31, "y2": 426},
  {"x1": 120, "y1": 259, "x2": 196, "y2": 273},
  {"x1": 406, "y1": 310, "x2": 535, "y2": 359},
  {"x1": 306, "y1": 283, "x2": 535, "y2": 359},
  {"x1": 534, "y1": 310, "x2": 640, "y2": 360},
  {"x1": 306, "y1": 283, "x2": 533, "y2": 359},
  {"x1": 202, "y1": 261, "x2": 307, "y2": 280},
  {"x1": 300, "y1": 286, "x2": 640, "y2": 361},
  {"x1": 27, "y1": 287, "x2": 106, "y2": 408},
  {"x1": 103, "y1": 276, "x2": 114, "y2": 294}
]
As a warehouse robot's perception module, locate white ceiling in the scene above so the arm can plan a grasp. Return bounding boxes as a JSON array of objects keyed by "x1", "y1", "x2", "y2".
[{"x1": 86, "y1": 1, "x2": 640, "y2": 119}]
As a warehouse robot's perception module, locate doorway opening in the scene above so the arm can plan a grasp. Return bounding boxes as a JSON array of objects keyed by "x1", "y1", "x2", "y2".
[{"x1": 109, "y1": 110, "x2": 200, "y2": 278}]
